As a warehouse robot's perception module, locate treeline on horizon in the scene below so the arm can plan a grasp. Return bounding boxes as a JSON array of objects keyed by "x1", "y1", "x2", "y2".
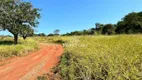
[
  {"x1": 62, "y1": 11, "x2": 142, "y2": 36},
  {"x1": 33, "y1": 11, "x2": 142, "y2": 36}
]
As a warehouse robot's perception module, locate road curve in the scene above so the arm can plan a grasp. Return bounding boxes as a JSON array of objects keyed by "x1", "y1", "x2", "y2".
[{"x1": 0, "y1": 44, "x2": 64, "y2": 80}]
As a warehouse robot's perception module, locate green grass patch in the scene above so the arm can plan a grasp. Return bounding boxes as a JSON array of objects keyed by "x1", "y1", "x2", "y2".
[
  {"x1": 37, "y1": 76, "x2": 47, "y2": 80},
  {"x1": 0, "y1": 37, "x2": 39, "y2": 60}
]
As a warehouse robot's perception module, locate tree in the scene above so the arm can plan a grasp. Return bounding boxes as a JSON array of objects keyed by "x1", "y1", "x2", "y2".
[
  {"x1": 116, "y1": 12, "x2": 142, "y2": 34},
  {"x1": 102, "y1": 24, "x2": 116, "y2": 35},
  {"x1": 38, "y1": 33, "x2": 46, "y2": 36},
  {"x1": 48, "y1": 33, "x2": 54, "y2": 36},
  {"x1": 88, "y1": 28, "x2": 95, "y2": 35},
  {"x1": 82, "y1": 30, "x2": 88, "y2": 35},
  {"x1": 124, "y1": 12, "x2": 142, "y2": 33},
  {"x1": 95, "y1": 23, "x2": 104, "y2": 34},
  {"x1": 116, "y1": 21, "x2": 126, "y2": 34},
  {"x1": 20, "y1": 25, "x2": 34, "y2": 40},
  {"x1": 0, "y1": 0, "x2": 40, "y2": 44},
  {"x1": 53, "y1": 29, "x2": 60, "y2": 35}
]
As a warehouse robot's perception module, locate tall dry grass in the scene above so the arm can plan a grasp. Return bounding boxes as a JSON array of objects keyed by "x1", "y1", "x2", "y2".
[{"x1": 55, "y1": 35, "x2": 142, "y2": 80}]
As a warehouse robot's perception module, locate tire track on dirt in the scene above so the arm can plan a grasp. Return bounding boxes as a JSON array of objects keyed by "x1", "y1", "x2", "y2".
[{"x1": 0, "y1": 44, "x2": 63, "y2": 80}]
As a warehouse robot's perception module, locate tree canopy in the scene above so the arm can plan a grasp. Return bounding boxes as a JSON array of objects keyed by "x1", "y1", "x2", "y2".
[
  {"x1": 116, "y1": 12, "x2": 142, "y2": 34},
  {"x1": 53, "y1": 29, "x2": 60, "y2": 35},
  {"x1": 0, "y1": 0, "x2": 40, "y2": 44}
]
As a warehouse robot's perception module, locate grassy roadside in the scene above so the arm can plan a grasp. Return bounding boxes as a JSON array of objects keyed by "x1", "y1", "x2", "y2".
[
  {"x1": 54, "y1": 35, "x2": 142, "y2": 80},
  {"x1": 0, "y1": 37, "x2": 39, "y2": 60}
]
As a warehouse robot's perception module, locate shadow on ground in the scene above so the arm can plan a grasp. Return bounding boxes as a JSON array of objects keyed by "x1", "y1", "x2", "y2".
[
  {"x1": 54, "y1": 40, "x2": 66, "y2": 44},
  {"x1": 0, "y1": 41, "x2": 14, "y2": 45}
]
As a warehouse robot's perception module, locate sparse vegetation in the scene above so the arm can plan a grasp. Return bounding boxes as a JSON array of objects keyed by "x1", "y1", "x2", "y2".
[{"x1": 37, "y1": 76, "x2": 47, "y2": 80}]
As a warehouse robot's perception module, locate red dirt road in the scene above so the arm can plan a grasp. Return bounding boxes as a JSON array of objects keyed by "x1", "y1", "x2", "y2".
[{"x1": 0, "y1": 44, "x2": 64, "y2": 80}]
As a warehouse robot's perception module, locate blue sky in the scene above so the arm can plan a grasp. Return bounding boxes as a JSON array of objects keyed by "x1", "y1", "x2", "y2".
[{"x1": 1, "y1": 0, "x2": 142, "y2": 35}]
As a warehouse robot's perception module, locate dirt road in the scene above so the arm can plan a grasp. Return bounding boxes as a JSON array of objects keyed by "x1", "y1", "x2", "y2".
[{"x1": 0, "y1": 44, "x2": 63, "y2": 80}]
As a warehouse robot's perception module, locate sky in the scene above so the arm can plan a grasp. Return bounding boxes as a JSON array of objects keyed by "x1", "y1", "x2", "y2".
[{"x1": 0, "y1": 0, "x2": 142, "y2": 35}]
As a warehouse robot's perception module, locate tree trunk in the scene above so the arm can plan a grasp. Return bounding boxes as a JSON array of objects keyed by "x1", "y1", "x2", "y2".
[
  {"x1": 14, "y1": 34, "x2": 18, "y2": 44},
  {"x1": 23, "y1": 36, "x2": 27, "y2": 40},
  {"x1": 23, "y1": 34, "x2": 27, "y2": 40}
]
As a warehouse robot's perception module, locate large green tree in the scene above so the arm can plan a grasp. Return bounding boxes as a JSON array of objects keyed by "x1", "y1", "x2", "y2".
[
  {"x1": 0, "y1": 0, "x2": 40, "y2": 44},
  {"x1": 116, "y1": 12, "x2": 142, "y2": 34},
  {"x1": 115, "y1": 21, "x2": 126, "y2": 34},
  {"x1": 102, "y1": 24, "x2": 116, "y2": 35}
]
